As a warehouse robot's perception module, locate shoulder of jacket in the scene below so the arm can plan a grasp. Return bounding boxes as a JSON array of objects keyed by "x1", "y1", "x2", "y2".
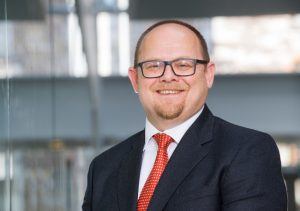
[{"x1": 91, "y1": 130, "x2": 144, "y2": 165}]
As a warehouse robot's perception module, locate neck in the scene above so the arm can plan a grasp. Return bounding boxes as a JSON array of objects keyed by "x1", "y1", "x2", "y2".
[
  {"x1": 147, "y1": 106, "x2": 205, "y2": 131},
  {"x1": 148, "y1": 118, "x2": 180, "y2": 131},
  {"x1": 147, "y1": 113, "x2": 193, "y2": 131}
]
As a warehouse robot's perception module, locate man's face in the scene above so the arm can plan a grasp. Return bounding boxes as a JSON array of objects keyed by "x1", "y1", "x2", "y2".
[{"x1": 128, "y1": 23, "x2": 215, "y2": 130}]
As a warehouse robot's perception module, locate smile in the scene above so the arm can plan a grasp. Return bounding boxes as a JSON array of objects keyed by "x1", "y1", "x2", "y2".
[{"x1": 157, "y1": 90, "x2": 182, "y2": 95}]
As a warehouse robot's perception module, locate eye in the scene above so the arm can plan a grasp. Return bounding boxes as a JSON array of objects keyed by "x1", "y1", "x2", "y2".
[
  {"x1": 179, "y1": 63, "x2": 191, "y2": 67},
  {"x1": 144, "y1": 61, "x2": 163, "y2": 69},
  {"x1": 175, "y1": 60, "x2": 193, "y2": 69}
]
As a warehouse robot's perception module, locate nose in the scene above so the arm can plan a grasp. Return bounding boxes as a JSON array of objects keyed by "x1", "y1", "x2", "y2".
[{"x1": 159, "y1": 64, "x2": 179, "y2": 82}]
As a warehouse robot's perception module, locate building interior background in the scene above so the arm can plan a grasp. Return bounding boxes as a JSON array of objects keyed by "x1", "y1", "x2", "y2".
[{"x1": 0, "y1": 0, "x2": 300, "y2": 210}]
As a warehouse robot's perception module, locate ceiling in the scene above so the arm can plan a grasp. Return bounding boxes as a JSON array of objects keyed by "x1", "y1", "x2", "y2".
[
  {"x1": 0, "y1": 0, "x2": 45, "y2": 20},
  {"x1": 129, "y1": 0, "x2": 300, "y2": 19},
  {"x1": 1, "y1": 0, "x2": 300, "y2": 20}
]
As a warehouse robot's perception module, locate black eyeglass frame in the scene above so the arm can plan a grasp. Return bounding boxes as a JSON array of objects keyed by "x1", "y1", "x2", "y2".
[{"x1": 135, "y1": 58, "x2": 209, "y2": 78}]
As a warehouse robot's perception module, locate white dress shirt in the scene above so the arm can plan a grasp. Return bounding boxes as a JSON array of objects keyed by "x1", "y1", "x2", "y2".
[{"x1": 138, "y1": 106, "x2": 204, "y2": 197}]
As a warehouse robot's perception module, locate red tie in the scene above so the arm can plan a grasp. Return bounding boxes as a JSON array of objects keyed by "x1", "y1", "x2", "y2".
[{"x1": 137, "y1": 133, "x2": 173, "y2": 211}]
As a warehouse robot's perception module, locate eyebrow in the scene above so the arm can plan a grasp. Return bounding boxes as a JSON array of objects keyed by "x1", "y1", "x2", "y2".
[{"x1": 138, "y1": 56, "x2": 200, "y2": 63}]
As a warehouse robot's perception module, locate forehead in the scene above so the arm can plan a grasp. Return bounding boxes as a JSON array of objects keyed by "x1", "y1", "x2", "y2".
[{"x1": 138, "y1": 23, "x2": 203, "y2": 61}]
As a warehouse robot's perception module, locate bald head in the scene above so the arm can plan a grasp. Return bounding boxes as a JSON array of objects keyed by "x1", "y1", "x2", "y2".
[{"x1": 134, "y1": 20, "x2": 210, "y2": 66}]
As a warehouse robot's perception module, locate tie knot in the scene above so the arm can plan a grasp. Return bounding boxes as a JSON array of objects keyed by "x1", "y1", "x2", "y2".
[{"x1": 153, "y1": 133, "x2": 173, "y2": 149}]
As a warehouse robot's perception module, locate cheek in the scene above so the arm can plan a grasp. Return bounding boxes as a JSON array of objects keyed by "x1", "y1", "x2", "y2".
[
  {"x1": 138, "y1": 81, "x2": 155, "y2": 106},
  {"x1": 187, "y1": 79, "x2": 207, "y2": 102},
  {"x1": 138, "y1": 77, "x2": 154, "y2": 91}
]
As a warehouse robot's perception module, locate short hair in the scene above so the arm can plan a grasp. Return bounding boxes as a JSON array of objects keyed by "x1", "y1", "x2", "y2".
[{"x1": 134, "y1": 19, "x2": 210, "y2": 67}]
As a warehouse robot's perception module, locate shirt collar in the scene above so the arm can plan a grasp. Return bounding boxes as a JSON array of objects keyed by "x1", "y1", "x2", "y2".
[{"x1": 144, "y1": 106, "x2": 204, "y2": 151}]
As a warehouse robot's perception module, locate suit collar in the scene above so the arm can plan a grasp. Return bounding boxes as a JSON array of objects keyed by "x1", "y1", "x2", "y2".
[
  {"x1": 117, "y1": 131, "x2": 145, "y2": 211},
  {"x1": 117, "y1": 104, "x2": 214, "y2": 211},
  {"x1": 148, "y1": 104, "x2": 214, "y2": 210},
  {"x1": 144, "y1": 105, "x2": 204, "y2": 147}
]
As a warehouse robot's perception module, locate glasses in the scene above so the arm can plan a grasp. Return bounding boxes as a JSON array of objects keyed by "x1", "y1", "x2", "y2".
[{"x1": 136, "y1": 58, "x2": 209, "y2": 78}]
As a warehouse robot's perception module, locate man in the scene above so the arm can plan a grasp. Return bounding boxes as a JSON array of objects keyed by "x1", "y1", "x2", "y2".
[{"x1": 82, "y1": 20, "x2": 287, "y2": 211}]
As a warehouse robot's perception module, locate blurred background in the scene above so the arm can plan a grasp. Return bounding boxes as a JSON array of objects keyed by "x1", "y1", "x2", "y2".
[{"x1": 0, "y1": 0, "x2": 300, "y2": 210}]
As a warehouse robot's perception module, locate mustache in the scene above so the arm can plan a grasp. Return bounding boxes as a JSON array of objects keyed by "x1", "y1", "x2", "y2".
[{"x1": 152, "y1": 83, "x2": 189, "y2": 91}]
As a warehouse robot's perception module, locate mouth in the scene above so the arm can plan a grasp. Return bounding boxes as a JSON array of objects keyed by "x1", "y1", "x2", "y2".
[{"x1": 156, "y1": 89, "x2": 183, "y2": 95}]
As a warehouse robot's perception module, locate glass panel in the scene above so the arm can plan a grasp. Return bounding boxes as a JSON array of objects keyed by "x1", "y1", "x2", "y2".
[
  {"x1": 10, "y1": 146, "x2": 93, "y2": 211},
  {"x1": 211, "y1": 14, "x2": 300, "y2": 74},
  {"x1": 2, "y1": 2, "x2": 87, "y2": 78},
  {"x1": 97, "y1": 12, "x2": 130, "y2": 76},
  {"x1": 0, "y1": 0, "x2": 11, "y2": 210},
  {"x1": 1, "y1": 0, "x2": 97, "y2": 210}
]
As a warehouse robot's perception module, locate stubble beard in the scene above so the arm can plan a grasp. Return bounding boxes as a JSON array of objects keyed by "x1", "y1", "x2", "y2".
[{"x1": 154, "y1": 102, "x2": 184, "y2": 120}]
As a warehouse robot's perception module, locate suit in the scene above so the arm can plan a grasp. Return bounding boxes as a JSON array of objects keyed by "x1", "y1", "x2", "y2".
[{"x1": 82, "y1": 105, "x2": 287, "y2": 211}]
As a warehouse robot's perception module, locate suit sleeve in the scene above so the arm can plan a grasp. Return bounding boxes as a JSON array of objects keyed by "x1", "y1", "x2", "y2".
[
  {"x1": 82, "y1": 159, "x2": 95, "y2": 211},
  {"x1": 221, "y1": 133, "x2": 287, "y2": 211}
]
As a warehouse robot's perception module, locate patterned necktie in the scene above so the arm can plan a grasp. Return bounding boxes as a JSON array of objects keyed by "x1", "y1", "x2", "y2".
[{"x1": 137, "y1": 133, "x2": 173, "y2": 211}]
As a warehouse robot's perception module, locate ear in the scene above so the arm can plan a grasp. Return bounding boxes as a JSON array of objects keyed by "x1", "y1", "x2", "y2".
[
  {"x1": 128, "y1": 67, "x2": 139, "y2": 93},
  {"x1": 204, "y1": 62, "x2": 215, "y2": 89}
]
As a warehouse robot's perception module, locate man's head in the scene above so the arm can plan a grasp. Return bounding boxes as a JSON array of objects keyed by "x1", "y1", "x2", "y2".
[{"x1": 128, "y1": 20, "x2": 215, "y2": 131}]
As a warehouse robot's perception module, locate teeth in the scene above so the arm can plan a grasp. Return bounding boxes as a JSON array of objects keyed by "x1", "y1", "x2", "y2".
[{"x1": 158, "y1": 90, "x2": 180, "y2": 94}]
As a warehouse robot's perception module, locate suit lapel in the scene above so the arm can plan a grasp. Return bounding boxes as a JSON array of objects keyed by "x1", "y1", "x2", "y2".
[
  {"x1": 117, "y1": 131, "x2": 145, "y2": 211},
  {"x1": 148, "y1": 105, "x2": 215, "y2": 211}
]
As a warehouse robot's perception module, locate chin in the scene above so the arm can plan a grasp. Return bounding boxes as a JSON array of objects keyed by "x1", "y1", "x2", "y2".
[{"x1": 155, "y1": 105, "x2": 184, "y2": 120}]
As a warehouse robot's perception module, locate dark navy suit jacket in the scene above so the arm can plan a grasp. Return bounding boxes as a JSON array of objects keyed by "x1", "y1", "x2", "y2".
[{"x1": 82, "y1": 105, "x2": 287, "y2": 211}]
